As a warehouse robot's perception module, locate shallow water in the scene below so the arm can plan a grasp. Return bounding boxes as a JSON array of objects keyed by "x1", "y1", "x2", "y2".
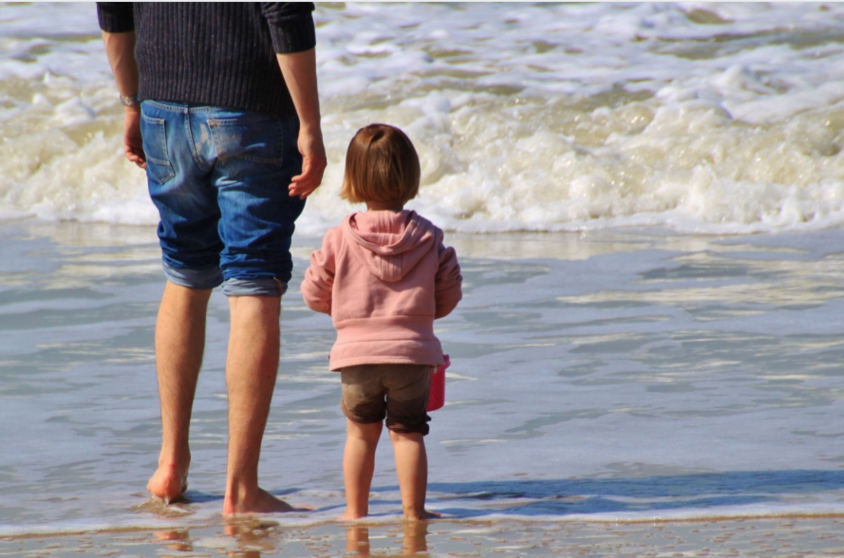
[{"x1": 1, "y1": 221, "x2": 843, "y2": 535}]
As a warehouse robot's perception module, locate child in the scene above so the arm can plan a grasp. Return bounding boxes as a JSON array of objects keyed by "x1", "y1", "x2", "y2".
[{"x1": 301, "y1": 124, "x2": 462, "y2": 520}]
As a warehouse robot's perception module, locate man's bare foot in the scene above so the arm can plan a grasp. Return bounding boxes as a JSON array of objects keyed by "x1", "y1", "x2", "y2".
[
  {"x1": 147, "y1": 463, "x2": 189, "y2": 503},
  {"x1": 222, "y1": 487, "x2": 295, "y2": 516}
]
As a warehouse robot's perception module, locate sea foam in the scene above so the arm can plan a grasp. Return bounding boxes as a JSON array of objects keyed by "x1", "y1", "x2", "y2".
[{"x1": 2, "y1": 3, "x2": 844, "y2": 234}]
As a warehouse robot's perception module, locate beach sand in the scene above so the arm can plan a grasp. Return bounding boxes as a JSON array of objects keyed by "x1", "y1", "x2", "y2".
[{"x1": 3, "y1": 515, "x2": 844, "y2": 557}]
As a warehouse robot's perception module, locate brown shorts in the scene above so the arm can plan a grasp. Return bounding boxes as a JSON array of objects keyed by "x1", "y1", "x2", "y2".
[{"x1": 340, "y1": 363, "x2": 433, "y2": 435}]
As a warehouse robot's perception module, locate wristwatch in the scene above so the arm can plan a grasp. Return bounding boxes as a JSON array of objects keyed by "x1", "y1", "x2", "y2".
[{"x1": 119, "y1": 95, "x2": 139, "y2": 107}]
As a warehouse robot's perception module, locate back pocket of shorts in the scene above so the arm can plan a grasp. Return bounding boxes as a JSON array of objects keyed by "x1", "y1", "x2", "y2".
[
  {"x1": 141, "y1": 115, "x2": 176, "y2": 184},
  {"x1": 207, "y1": 115, "x2": 287, "y2": 179}
]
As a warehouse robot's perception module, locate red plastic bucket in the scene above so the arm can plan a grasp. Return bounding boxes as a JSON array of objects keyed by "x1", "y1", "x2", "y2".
[{"x1": 427, "y1": 354, "x2": 449, "y2": 412}]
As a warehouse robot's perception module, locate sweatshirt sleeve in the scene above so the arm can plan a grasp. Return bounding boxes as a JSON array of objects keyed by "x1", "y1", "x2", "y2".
[
  {"x1": 261, "y1": 3, "x2": 317, "y2": 54},
  {"x1": 96, "y1": 2, "x2": 135, "y2": 33},
  {"x1": 434, "y1": 239, "x2": 462, "y2": 319},
  {"x1": 301, "y1": 231, "x2": 337, "y2": 315}
]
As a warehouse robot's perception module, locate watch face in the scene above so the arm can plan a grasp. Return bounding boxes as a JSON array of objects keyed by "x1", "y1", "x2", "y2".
[{"x1": 120, "y1": 95, "x2": 138, "y2": 106}]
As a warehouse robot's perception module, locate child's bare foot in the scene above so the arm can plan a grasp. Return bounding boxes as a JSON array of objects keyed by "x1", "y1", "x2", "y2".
[
  {"x1": 147, "y1": 463, "x2": 189, "y2": 503},
  {"x1": 222, "y1": 487, "x2": 295, "y2": 516},
  {"x1": 339, "y1": 510, "x2": 367, "y2": 521},
  {"x1": 404, "y1": 509, "x2": 441, "y2": 521}
]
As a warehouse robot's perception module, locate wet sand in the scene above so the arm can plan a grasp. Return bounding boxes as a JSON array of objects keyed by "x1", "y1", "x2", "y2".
[{"x1": 3, "y1": 515, "x2": 844, "y2": 557}]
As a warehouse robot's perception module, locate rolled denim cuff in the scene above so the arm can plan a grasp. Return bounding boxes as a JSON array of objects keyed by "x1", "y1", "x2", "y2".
[
  {"x1": 222, "y1": 277, "x2": 287, "y2": 297},
  {"x1": 162, "y1": 262, "x2": 224, "y2": 290}
]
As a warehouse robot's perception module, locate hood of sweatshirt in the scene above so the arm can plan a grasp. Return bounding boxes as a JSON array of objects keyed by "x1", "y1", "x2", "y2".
[{"x1": 341, "y1": 210, "x2": 435, "y2": 283}]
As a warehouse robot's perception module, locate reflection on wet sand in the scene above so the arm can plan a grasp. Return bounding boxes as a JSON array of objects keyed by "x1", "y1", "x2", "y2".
[
  {"x1": 224, "y1": 517, "x2": 285, "y2": 557},
  {"x1": 345, "y1": 522, "x2": 429, "y2": 557},
  {"x1": 152, "y1": 518, "x2": 433, "y2": 557},
  {"x1": 153, "y1": 529, "x2": 192, "y2": 555},
  {"x1": 3, "y1": 516, "x2": 844, "y2": 557}
]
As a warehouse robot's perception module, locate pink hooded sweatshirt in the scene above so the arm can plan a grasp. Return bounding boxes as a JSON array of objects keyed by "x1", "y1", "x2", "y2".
[{"x1": 301, "y1": 210, "x2": 462, "y2": 371}]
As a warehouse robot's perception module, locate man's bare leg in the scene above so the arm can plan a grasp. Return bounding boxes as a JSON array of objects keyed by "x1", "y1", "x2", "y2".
[
  {"x1": 147, "y1": 281, "x2": 212, "y2": 502},
  {"x1": 222, "y1": 295, "x2": 292, "y2": 515}
]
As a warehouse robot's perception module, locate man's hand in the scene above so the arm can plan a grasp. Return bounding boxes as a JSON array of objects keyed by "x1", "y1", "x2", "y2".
[
  {"x1": 289, "y1": 125, "x2": 326, "y2": 199},
  {"x1": 123, "y1": 107, "x2": 146, "y2": 169},
  {"x1": 277, "y1": 48, "x2": 325, "y2": 200},
  {"x1": 102, "y1": 30, "x2": 145, "y2": 170}
]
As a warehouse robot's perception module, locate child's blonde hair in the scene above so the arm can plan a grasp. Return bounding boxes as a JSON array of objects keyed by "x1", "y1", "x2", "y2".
[{"x1": 341, "y1": 124, "x2": 420, "y2": 204}]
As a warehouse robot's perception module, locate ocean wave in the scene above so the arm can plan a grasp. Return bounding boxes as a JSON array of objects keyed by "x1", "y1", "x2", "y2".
[{"x1": 2, "y1": 3, "x2": 844, "y2": 235}]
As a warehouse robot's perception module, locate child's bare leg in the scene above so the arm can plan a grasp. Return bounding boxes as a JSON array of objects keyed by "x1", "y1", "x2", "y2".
[
  {"x1": 342, "y1": 419, "x2": 382, "y2": 520},
  {"x1": 389, "y1": 430, "x2": 438, "y2": 520}
]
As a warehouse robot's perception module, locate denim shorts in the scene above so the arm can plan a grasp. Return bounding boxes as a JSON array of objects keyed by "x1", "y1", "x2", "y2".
[
  {"x1": 140, "y1": 101, "x2": 306, "y2": 296},
  {"x1": 340, "y1": 364, "x2": 433, "y2": 435}
]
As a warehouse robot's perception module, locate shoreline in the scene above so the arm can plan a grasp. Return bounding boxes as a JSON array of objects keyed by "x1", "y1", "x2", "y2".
[
  {"x1": 5, "y1": 510, "x2": 844, "y2": 536},
  {"x1": 9, "y1": 215, "x2": 844, "y2": 263}
]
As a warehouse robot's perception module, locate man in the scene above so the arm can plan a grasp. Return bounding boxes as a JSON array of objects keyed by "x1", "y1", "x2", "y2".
[{"x1": 97, "y1": 3, "x2": 327, "y2": 515}]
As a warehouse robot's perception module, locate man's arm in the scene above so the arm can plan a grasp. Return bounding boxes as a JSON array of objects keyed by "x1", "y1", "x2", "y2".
[
  {"x1": 277, "y1": 48, "x2": 326, "y2": 199},
  {"x1": 101, "y1": 30, "x2": 145, "y2": 169}
]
